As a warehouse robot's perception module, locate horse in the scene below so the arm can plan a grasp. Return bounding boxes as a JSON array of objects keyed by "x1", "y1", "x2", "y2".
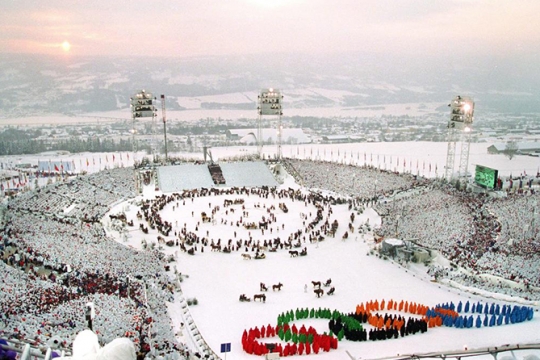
[
  {"x1": 312, "y1": 281, "x2": 321, "y2": 288},
  {"x1": 289, "y1": 250, "x2": 299, "y2": 257},
  {"x1": 272, "y1": 283, "x2": 283, "y2": 291},
  {"x1": 260, "y1": 282, "x2": 268, "y2": 292},
  {"x1": 327, "y1": 287, "x2": 335, "y2": 296},
  {"x1": 253, "y1": 294, "x2": 266, "y2": 302},
  {"x1": 239, "y1": 294, "x2": 251, "y2": 302},
  {"x1": 242, "y1": 253, "x2": 251, "y2": 260},
  {"x1": 314, "y1": 289, "x2": 324, "y2": 298},
  {"x1": 324, "y1": 278, "x2": 332, "y2": 287}
]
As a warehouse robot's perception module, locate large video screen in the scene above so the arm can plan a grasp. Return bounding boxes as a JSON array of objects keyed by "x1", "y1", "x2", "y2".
[{"x1": 475, "y1": 165, "x2": 498, "y2": 189}]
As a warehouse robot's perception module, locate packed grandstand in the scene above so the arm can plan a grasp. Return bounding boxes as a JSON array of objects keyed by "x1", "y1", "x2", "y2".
[{"x1": 0, "y1": 159, "x2": 538, "y2": 359}]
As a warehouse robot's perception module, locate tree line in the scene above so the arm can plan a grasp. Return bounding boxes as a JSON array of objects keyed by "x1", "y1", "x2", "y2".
[{"x1": 0, "y1": 137, "x2": 145, "y2": 156}]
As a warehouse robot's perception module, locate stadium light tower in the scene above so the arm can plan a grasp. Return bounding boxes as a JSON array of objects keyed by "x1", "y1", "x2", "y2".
[
  {"x1": 130, "y1": 90, "x2": 158, "y2": 163},
  {"x1": 257, "y1": 88, "x2": 283, "y2": 159},
  {"x1": 444, "y1": 95, "x2": 475, "y2": 187},
  {"x1": 161, "y1": 94, "x2": 168, "y2": 163}
]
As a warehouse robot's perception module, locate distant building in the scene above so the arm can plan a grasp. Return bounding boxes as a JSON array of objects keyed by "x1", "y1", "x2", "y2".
[
  {"x1": 321, "y1": 135, "x2": 349, "y2": 143},
  {"x1": 226, "y1": 128, "x2": 310, "y2": 144},
  {"x1": 320, "y1": 135, "x2": 366, "y2": 143},
  {"x1": 487, "y1": 142, "x2": 540, "y2": 155}
]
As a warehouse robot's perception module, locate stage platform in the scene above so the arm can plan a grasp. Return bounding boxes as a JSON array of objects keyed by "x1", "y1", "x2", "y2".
[{"x1": 156, "y1": 161, "x2": 277, "y2": 192}]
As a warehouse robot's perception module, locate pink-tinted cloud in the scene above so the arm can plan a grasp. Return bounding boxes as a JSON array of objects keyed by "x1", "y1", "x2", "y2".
[{"x1": 0, "y1": 0, "x2": 538, "y2": 59}]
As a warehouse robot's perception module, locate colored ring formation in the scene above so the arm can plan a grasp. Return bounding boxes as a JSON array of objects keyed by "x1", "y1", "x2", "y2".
[{"x1": 241, "y1": 299, "x2": 534, "y2": 356}]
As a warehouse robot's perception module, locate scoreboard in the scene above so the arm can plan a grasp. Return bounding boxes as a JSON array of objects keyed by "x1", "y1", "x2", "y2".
[{"x1": 474, "y1": 165, "x2": 498, "y2": 189}]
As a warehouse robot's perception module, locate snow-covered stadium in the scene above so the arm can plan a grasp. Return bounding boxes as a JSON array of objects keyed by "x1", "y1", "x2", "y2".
[{"x1": 1, "y1": 158, "x2": 539, "y2": 360}]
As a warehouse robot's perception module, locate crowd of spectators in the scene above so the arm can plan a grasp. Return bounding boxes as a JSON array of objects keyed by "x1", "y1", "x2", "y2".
[
  {"x1": 284, "y1": 159, "x2": 425, "y2": 201},
  {"x1": 286, "y1": 159, "x2": 540, "y2": 301},
  {"x1": 1, "y1": 167, "x2": 187, "y2": 359}
]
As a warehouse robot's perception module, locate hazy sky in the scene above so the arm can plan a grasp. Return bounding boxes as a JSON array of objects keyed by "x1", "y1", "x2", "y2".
[{"x1": 1, "y1": 0, "x2": 539, "y2": 60}]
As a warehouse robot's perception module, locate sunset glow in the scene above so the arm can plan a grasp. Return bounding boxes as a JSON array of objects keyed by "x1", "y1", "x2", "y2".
[
  {"x1": 61, "y1": 41, "x2": 71, "y2": 52},
  {"x1": 0, "y1": 1, "x2": 538, "y2": 58}
]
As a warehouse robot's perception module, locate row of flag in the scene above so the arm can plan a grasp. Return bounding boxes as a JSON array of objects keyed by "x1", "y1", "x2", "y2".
[{"x1": 294, "y1": 147, "x2": 439, "y2": 174}]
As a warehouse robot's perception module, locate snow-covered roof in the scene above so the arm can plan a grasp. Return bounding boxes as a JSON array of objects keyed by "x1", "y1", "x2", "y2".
[
  {"x1": 220, "y1": 161, "x2": 278, "y2": 187},
  {"x1": 157, "y1": 164, "x2": 214, "y2": 192},
  {"x1": 489, "y1": 142, "x2": 540, "y2": 152}
]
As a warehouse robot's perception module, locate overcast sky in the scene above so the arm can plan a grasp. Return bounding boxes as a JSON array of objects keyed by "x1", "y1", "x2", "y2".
[{"x1": 1, "y1": 0, "x2": 539, "y2": 61}]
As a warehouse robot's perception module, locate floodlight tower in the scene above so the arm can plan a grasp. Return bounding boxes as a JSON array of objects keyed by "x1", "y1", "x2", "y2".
[
  {"x1": 257, "y1": 88, "x2": 283, "y2": 159},
  {"x1": 444, "y1": 95, "x2": 475, "y2": 186},
  {"x1": 161, "y1": 94, "x2": 168, "y2": 163},
  {"x1": 130, "y1": 90, "x2": 158, "y2": 163}
]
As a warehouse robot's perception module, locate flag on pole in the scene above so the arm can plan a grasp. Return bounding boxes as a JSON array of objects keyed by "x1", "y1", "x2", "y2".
[{"x1": 54, "y1": 164, "x2": 59, "y2": 172}]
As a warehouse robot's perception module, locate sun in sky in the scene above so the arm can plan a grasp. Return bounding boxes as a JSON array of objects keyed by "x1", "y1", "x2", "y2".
[{"x1": 61, "y1": 41, "x2": 71, "y2": 52}]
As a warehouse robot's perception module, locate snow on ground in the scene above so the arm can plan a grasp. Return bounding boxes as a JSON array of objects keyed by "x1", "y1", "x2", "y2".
[
  {"x1": 106, "y1": 168, "x2": 540, "y2": 360},
  {"x1": 0, "y1": 103, "x2": 445, "y2": 125}
]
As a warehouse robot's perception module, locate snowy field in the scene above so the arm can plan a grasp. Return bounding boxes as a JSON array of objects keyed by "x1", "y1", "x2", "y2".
[
  {"x1": 104, "y1": 167, "x2": 540, "y2": 360},
  {"x1": 0, "y1": 102, "x2": 444, "y2": 126}
]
